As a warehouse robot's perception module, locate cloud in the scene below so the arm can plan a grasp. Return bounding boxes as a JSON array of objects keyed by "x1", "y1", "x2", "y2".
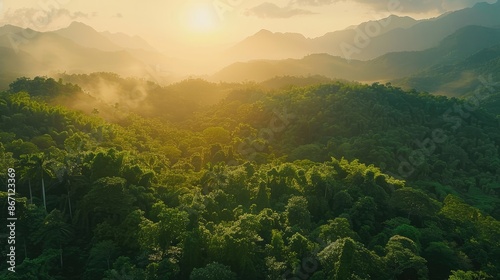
[
  {"x1": 332, "y1": 0, "x2": 495, "y2": 13},
  {"x1": 245, "y1": 2, "x2": 315, "y2": 18},
  {"x1": 0, "y1": 8, "x2": 90, "y2": 30},
  {"x1": 244, "y1": 0, "x2": 493, "y2": 18}
]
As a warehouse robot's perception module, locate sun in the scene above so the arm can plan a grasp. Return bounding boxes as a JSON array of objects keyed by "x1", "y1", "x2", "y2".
[{"x1": 186, "y1": 4, "x2": 218, "y2": 33}]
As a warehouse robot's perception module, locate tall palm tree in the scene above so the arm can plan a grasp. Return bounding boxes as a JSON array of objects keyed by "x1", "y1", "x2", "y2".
[
  {"x1": 37, "y1": 154, "x2": 49, "y2": 210},
  {"x1": 27, "y1": 153, "x2": 55, "y2": 211},
  {"x1": 56, "y1": 154, "x2": 84, "y2": 221},
  {"x1": 19, "y1": 154, "x2": 38, "y2": 205},
  {"x1": 33, "y1": 209, "x2": 72, "y2": 269}
]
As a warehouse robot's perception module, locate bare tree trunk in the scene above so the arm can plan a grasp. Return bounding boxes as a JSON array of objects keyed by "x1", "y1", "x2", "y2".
[
  {"x1": 67, "y1": 188, "x2": 73, "y2": 221},
  {"x1": 28, "y1": 179, "x2": 33, "y2": 204},
  {"x1": 60, "y1": 243, "x2": 63, "y2": 268},
  {"x1": 42, "y1": 176, "x2": 46, "y2": 210},
  {"x1": 24, "y1": 237, "x2": 27, "y2": 259}
]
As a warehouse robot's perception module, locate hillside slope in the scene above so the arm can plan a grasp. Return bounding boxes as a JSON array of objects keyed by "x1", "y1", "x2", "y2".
[
  {"x1": 213, "y1": 25, "x2": 500, "y2": 93},
  {"x1": 1, "y1": 79, "x2": 500, "y2": 279}
]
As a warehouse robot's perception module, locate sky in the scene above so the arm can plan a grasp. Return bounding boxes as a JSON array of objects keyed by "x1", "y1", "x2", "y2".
[{"x1": 0, "y1": 0, "x2": 496, "y2": 55}]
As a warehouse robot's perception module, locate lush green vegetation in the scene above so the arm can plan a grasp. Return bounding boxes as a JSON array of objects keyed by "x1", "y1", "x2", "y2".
[{"x1": 1, "y1": 76, "x2": 499, "y2": 279}]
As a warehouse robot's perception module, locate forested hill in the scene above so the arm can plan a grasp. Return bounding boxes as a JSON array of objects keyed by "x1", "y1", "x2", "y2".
[
  {"x1": 395, "y1": 43, "x2": 500, "y2": 98},
  {"x1": 1, "y1": 78, "x2": 499, "y2": 279},
  {"x1": 188, "y1": 82, "x2": 500, "y2": 213}
]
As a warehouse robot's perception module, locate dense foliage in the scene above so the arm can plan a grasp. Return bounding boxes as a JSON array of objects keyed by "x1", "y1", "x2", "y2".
[{"x1": 1, "y1": 76, "x2": 499, "y2": 279}]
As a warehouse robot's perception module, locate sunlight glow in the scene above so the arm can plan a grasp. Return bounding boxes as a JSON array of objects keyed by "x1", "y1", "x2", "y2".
[{"x1": 186, "y1": 4, "x2": 218, "y2": 33}]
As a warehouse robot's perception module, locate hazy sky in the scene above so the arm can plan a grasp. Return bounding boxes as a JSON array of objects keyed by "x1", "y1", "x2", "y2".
[{"x1": 0, "y1": 0, "x2": 496, "y2": 53}]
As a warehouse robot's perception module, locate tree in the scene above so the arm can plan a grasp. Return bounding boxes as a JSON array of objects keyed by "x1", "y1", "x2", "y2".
[
  {"x1": 31, "y1": 134, "x2": 57, "y2": 150},
  {"x1": 389, "y1": 187, "x2": 440, "y2": 220},
  {"x1": 208, "y1": 214, "x2": 263, "y2": 279},
  {"x1": 84, "y1": 240, "x2": 119, "y2": 280},
  {"x1": 285, "y1": 196, "x2": 311, "y2": 229},
  {"x1": 423, "y1": 242, "x2": 460, "y2": 280},
  {"x1": 335, "y1": 237, "x2": 355, "y2": 280},
  {"x1": 448, "y1": 270, "x2": 492, "y2": 280},
  {"x1": 349, "y1": 196, "x2": 377, "y2": 232},
  {"x1": 332, "y1": 190, "x2": 353, "y2": 215},
  {"x1": 144, "y1": 257, "x2": 182, "y2": 280},
  {"x1": 202, "y1": 127, "x2": 231, "y2": 145},
  {"x1": 32, "y1": 209, "x2": 72, "y2": 269},
  {"x1": 89, "y1": 149, "x2": 124, "y2": 182},
  {"x1": 18, "y1": 154, "x2": 36, "y2": 204},
  {"x1": 190, "y1": 262, "x2": 237, "y2": 280},
  {"x1": 103, "y1": 256, "x2": 146, "y2": 280},
  {"x1": 288, "y1": 232, "x2": 312, "y2": 259},
  {"x1": 0, "y1": 143, "x2": 15, "y2": 182},
  {"x1": 319, "y1": 218, "x2": 359, "y2": 244},
  {"x1": 80, "y1": 177, "x2": 135, "y2": 229},
  {"x1": 269, "y1": 229, "x2": 285, "y2": 260},
  {"x1": 116, "y1": 209, "x2": 146, "y2": 253},
  {"x1": 52, "y1": 153, "x2": 83, "y2": 221},
  {"x1": 317, "y1": 237, "x2": 386, "y2": 280},
  {"x1": 393, "y1": 224, "x2": 421, "y2": 247},
  {"x1": 22, "y1": 153, "x2": 55, "y2": 211},
  {"x1": 139, "y1": 203, "x2": 189, "y2": 259},
  {"x1": 289, "y1": 144, "x2": 324, "y2": 162},
  {"x1": 0, "y1": 249, "x2": 60, "y2": 280},
  {"x1": 254, "y1": 181, "x2": 270, "y2": 211},
  {"x1": 440, "y1": 195, "x2": 481, "y2": 223},
  {"x1": 385, "y1": 235, "x2": 428, "y2": 280},
  {"x1": 180, "y1": 227, "x2": 208, "y2": 279},
  {"x1": 6, "y1": 139, "x2": 39, "y2": 158}
]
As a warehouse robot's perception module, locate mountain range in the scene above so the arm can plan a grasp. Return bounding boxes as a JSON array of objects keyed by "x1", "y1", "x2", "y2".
[
  {"x1": 213, "y1": 25, "x2": 500, "y2": 84},
  {"x1": 395, "y1": 43, "x2": 500, "y2": 98},
  {"x1": 53, "y1": 21, "x2": 157, "y2": 52},
  {"x1": 225, "y1": 1, "x2": 500, "y2": 62},
  {"x1": 0, "y1": 22, "x2": 182, "y2": 90},
  {"x1": 1, "y1": 1, "x2": 500, "y2": 97}
]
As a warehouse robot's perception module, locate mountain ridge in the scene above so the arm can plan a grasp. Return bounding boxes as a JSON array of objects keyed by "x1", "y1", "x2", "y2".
[
  {"x1": 226, "y1": 1, "x2": 500, "y2": 61},
  {"x1": 212, "y1": 25, "x2": 500, "y2": 91}
]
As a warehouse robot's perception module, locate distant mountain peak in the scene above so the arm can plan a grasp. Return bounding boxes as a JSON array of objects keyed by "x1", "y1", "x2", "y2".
[
  {"x1": 254, "y1": 29, "x2": 273, "y2": 36},
  {"x1": 100, "y1": 31, "x2": 157, "y2": 52},
  {"x1": 386, "y1": 15, "x2": 418, "y2": 22},
  {"x1": 473, "y1": 0, "x2": 500, "y2": 8},
  {"x1": 53, "y1": 21, "x2": 122, "y2": 52},
  {"x1": 257, "y1": 29, "x2": 272, "y2": 33},
  {"x1": 250, "y1": 29, "x2": 306, "y2": 40},
  {"x1": 69, "y1": 21, "x2": 87, "y2": 27},
  {"x1": 67, "y1": 21, "x2": 95, "y2": 30},
  {"x1": 0, "y1": 24, "x2": 22, "y2": 29},
  {"x1": 0, "y1": 24, "x2": 27, "y2": 35},
  {"x1": 379, "y1": 14, "x2": 413, "y2": 20}
]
